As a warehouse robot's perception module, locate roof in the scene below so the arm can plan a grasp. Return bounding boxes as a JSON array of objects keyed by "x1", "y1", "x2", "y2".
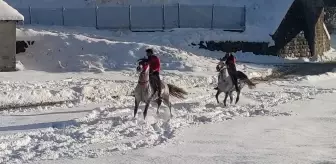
[{"x1": 0, "y1": 0, "x2": 24, "y2": 21}]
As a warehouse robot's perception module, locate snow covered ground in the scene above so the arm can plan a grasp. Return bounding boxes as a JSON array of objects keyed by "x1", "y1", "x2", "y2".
[
  {"x1": 42, "y1": 86, "x2": 336, "y2": 164},
  {"x1": 0, "y1": 25, "x2": 335, "y2": 163}
]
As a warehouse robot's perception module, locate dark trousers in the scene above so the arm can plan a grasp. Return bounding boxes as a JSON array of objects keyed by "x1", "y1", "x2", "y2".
[
  {"x1": 150, "y1": 71, "x2": 162, "y2": 98},
  {"x1": 227, "y1": 64, "x2": 239, "y2": 92}
]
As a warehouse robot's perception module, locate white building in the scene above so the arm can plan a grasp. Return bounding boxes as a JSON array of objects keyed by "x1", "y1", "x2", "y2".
[{"x1": 0, "y1": 0, "x2": 24, "y2": 71}]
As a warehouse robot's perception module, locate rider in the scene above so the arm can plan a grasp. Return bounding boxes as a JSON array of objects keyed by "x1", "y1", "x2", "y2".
[
  {"x1": 223, "y1": 52, "x2": 240, "y2": 92},
  {"x1": 145, "y1": 48, "x2": 162, "y2": 100}
]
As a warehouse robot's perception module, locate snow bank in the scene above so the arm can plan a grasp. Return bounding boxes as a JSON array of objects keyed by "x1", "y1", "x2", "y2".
[
  {"x1": 16, "y1": 28, "x2": 43, "y2": 41},
  {"x1": 0, "y1": 0, "x2": 24, "y2": 21},
  {"x1": 16, "y1": 28, "x2": 216, "y2": 73}
]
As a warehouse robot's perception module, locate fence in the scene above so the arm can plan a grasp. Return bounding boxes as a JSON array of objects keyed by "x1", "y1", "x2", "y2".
[{"x1": 16, "y1": 4, "x2": 246, "y2": 31}]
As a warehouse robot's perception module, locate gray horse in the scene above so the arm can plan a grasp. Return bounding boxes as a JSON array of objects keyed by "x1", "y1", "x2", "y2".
[
  {"x1": 215, "y1": 60, "x2": 256, "y2": 106},
  {"x1": 134, "y1": 60, "x2": 187, "y2": 119}
]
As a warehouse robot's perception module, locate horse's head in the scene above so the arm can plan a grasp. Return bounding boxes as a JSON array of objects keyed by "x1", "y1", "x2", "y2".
[
  {"x1": 216, "y1": 60, "x2": 226, "y2": 72},
  {"x1": 136, "y1": 58, "x2": 150, "y2": 74}
]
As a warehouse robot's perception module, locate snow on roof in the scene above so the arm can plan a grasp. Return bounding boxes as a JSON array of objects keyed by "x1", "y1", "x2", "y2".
[{"x1": 0, "y1": 0, "x2": 24, "y2": 21}]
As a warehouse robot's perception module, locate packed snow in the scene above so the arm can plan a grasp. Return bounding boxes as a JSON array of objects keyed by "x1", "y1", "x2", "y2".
[
  {"x1": 0, "y1": 0, "x2": 24, "y2": 20},
  {"x1": 0, "y1": 24, "x2": 334, "y2": 163}
]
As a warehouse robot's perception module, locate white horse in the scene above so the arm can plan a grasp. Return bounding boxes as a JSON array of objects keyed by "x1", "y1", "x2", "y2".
[
  {"x1": 215, "y1": 60, "x2": 256, "y2": 106},
  {"x1": 134, "y1": 60, "x2": 187, "y2": 119}
]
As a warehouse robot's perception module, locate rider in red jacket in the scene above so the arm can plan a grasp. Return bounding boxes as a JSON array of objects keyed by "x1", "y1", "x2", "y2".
[
  {"x1": 145, "y1": 48, "x2": 162, "y2": 100},
  {"x1": 223, "y1": 52, "x2": 240, "y2": 92}
]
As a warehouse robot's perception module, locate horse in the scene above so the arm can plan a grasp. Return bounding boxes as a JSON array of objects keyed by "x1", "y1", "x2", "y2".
[
  {"x1": 134, "y1": 59, "x2": 188, "y2": 119},
  {"x1": 215, "y1": 60, "x2": 256, "y2": 106}
]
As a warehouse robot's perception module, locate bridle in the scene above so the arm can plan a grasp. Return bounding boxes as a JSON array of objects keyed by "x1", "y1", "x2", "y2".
[
  {"x1": 137, "y1": 61, "x2": 150, "y2": 86},
  {"x1": 216, "y1": 60, "x2": 227, "y2": 72}
]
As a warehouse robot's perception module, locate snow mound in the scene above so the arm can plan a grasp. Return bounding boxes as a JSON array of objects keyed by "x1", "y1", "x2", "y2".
[
  {"x1": 17, "y1": 25, "x2": 336, "y2": 75},
  {"x1": 1, "y1": 82, "x2": 335, "y2": 163},
  {"x1": 0, "y1": 0, "x2": 24, "y2": 21},
  {"x1": 15, "y1": 61, "x2": 25, "y2": 71},
  {"x1": 16, "y1": 27, "x2": 219, "y2": 73}
]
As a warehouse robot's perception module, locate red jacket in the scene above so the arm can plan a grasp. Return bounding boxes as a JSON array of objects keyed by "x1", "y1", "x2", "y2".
[
  {"x1": 225, "y1": 55, "x2": 236, "y2": 65},
  {"x1": 148, "y1": 55, "x2": 160, "y2": 72}
]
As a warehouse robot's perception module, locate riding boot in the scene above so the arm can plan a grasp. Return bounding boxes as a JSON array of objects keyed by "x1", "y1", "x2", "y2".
[
  {"x1": 152, "y1": 71, "x2": 162, "y2": 100},
  {"x1": 228, "y1": 67, "x2": 240, "y2": 92}
]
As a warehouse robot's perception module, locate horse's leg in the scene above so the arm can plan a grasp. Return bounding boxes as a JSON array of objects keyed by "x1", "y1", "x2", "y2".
[
  {"x1": 163, "y1": 97, "x2": 173, "y2": 118},
  {"x1": 223, "y1": 92, "x2": 229, "y2": 107},
  {"x1": 168, "y1": 102, "x2": 173, "y2": 118},
  {"x1": 143, "y1": 101, "x2": 151, "y2": 120},
  {"x1": 235, "y1": 90, "x2": 241, "y2": 104},
  {"x1": 133, "y1": 99, "x2": 140, "y2": 118},
  {"x1": 229, "y1": 91, "x2": 234, "y2": 104},
  {"x1": 144, "y1": 91, "x2": 155, "y2": 120},
  {"x1": 156, "y1": 98, "x2": 162, "y2": 115},
  {"x1": 215, "y1": 90, "x2": 221, "y2": 104}
]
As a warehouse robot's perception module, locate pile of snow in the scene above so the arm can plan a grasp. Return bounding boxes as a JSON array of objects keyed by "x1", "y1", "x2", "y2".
[
  {"x1": 16, "y1": 29, "x2": 215, "y2": 73},
  {"x1": 17, "y1": 25, "x2": 336, "y2": 75},
  {"x1": 16, "y1": 26, "x2": 272, "y2": 73}
]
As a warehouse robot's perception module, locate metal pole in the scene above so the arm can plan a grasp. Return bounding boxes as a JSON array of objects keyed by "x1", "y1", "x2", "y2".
[
  {"x1": 95, "y1": 5, "x2": 98, "y2": 29},
  {"x1": 162, "y1": 4, "x2": 165, "y2": 31},
  {"x1": 211, "y1": 4, "x2": 214, "y2": 29},
  {"x1": 62, "y1": 6, "x2": 65, "y2": 26},
  {"x1": 29, "y1": 6, "x2": 32, "y2": 24},
  {"x1": 243, "y1": 5, "x2": 246, "y2": 31},
  {"x1": 177, "y1": 3, "x2": 180, "y2": 28},
  {"x1": 129, "y1": 5, "x2": 132, "y2": 31}
]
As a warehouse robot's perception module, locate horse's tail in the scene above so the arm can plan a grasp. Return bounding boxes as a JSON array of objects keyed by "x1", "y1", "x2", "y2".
[
  {"x1": 237, "y1": 71, "x2": 256, "y2": 89},
  {"x1": 167, "y1": 84, "x2": 188, "y2": 99}
]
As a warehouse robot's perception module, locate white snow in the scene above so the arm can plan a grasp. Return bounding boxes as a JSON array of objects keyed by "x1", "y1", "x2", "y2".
[
  {"x1": 0, "y1": 0, "x2": 24, "y2": 21},
  {"x1": 0, "y1": 25, "x2": 334, "y2": 163},
  {"x1": 40, "y1": 90, "x2": 336, "y2": 164}
]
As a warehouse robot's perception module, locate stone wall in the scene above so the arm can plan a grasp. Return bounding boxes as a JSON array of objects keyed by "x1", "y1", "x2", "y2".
[
  {"x1": 269, "y1": 0, "x2": 312, "y2": 57},
  {"x1": 314, "y1": 7, "x2": 331, "y2": 56},
  {"x1": 300, "y1": 0, "x2": 331, "y2": 57},
  {"x1": 278, "y1": 31, "x2": 311, "y2": 58},
  {"x1": 271, "y1": 0, "x2": 330, "y2": 58}
]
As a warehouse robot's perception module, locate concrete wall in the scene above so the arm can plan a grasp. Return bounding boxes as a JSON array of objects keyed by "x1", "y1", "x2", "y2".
[{"x1": 0, "y1": 21, "x2": 16, "y2": 71}]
